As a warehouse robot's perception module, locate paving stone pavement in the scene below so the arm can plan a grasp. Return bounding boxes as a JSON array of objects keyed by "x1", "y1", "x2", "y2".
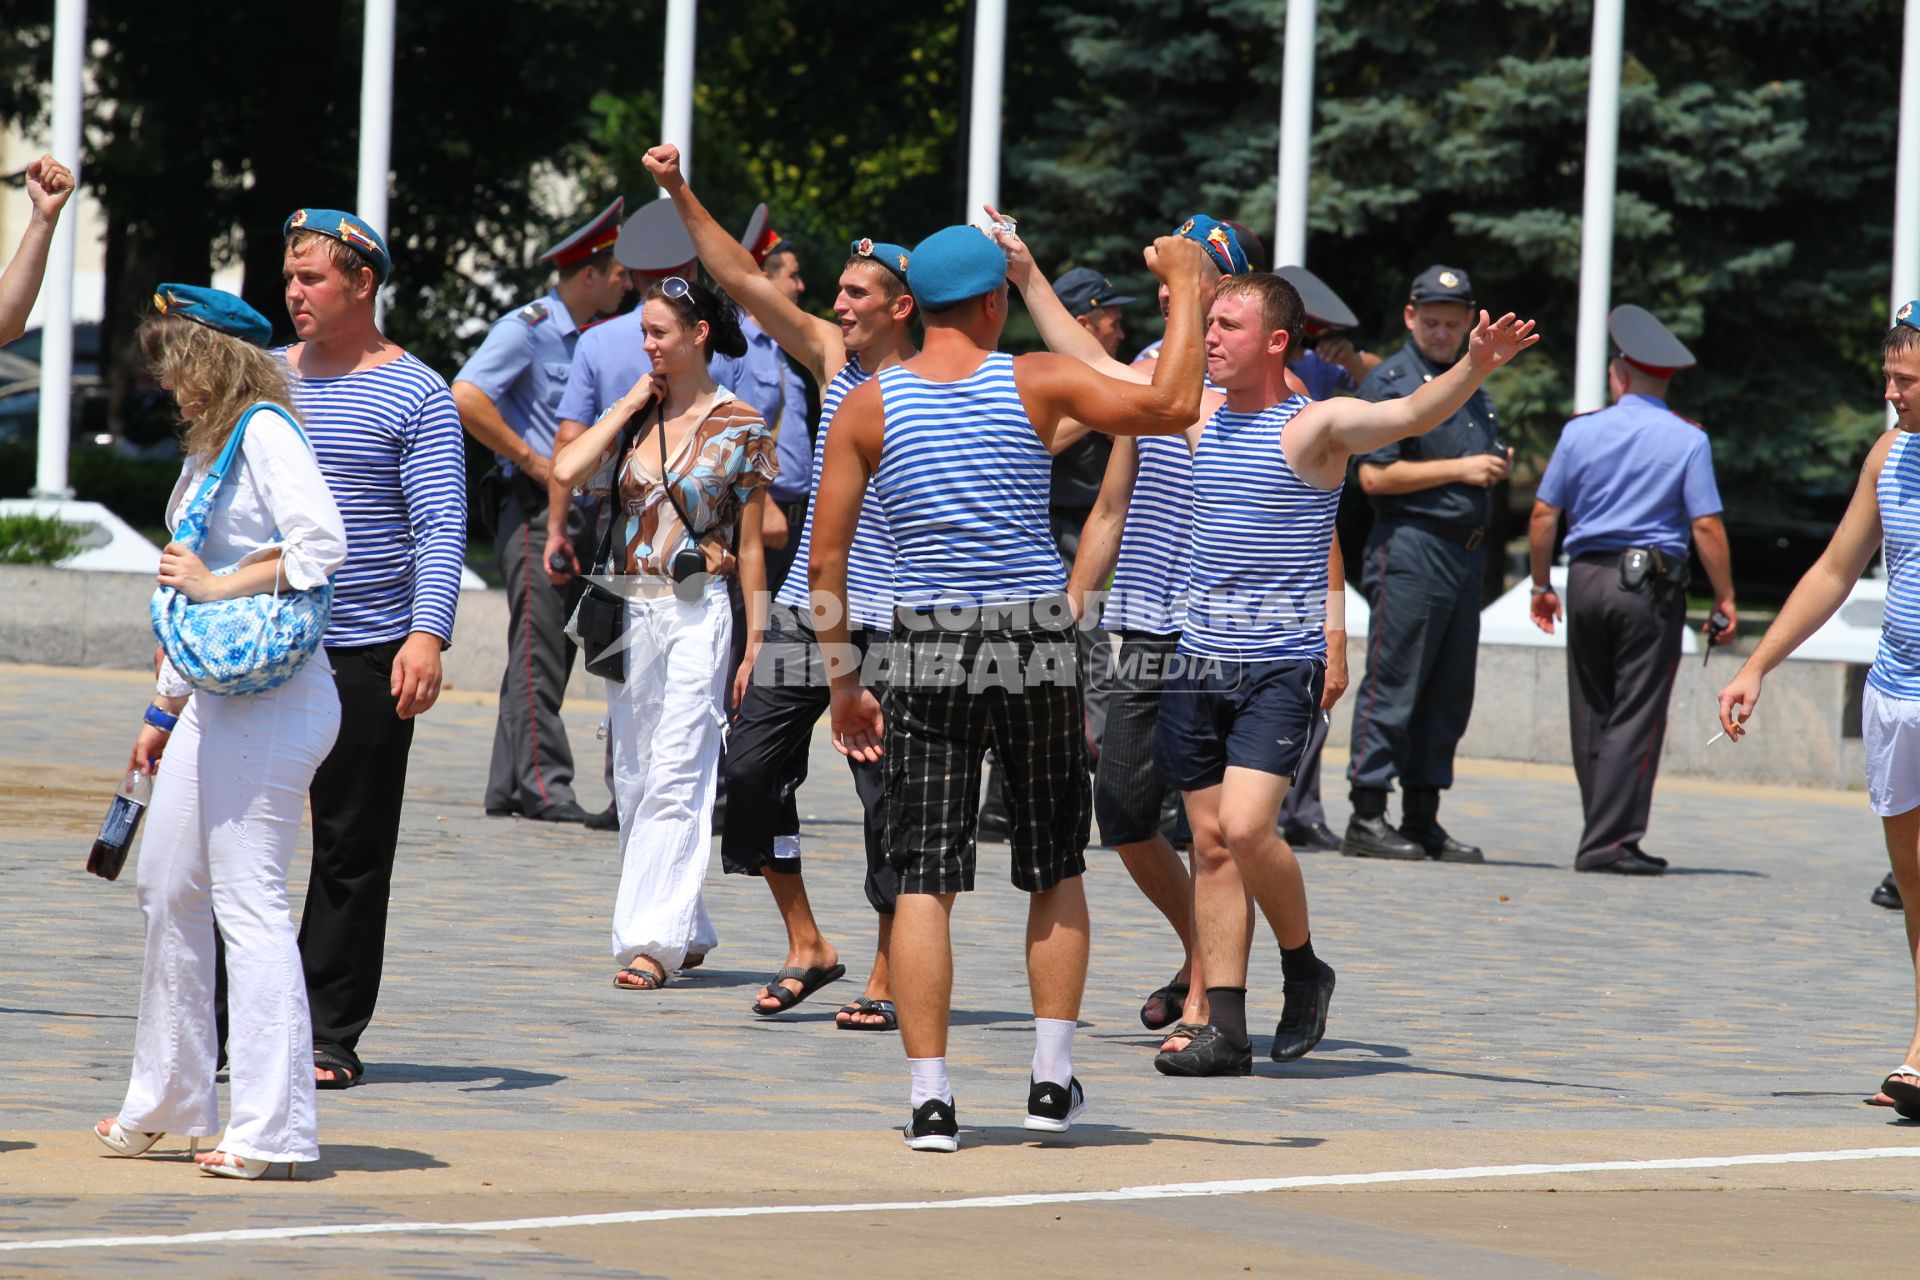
[{"x1": 3, "y1": 661, "x2": 1919, "y2": 1276}]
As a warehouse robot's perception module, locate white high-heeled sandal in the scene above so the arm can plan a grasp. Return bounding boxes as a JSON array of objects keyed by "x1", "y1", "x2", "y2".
[
  {"x1": 198, "y1": 1150, "x2": 298, "y2": 1181},
  {"x1": 93, "y1": 1120, "x2": 200, "y2": 1158}
]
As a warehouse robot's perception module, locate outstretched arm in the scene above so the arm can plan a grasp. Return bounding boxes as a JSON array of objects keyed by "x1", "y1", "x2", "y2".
[
  {"x1": 1305, "y1": 312, "x2": 1537, "y2": 464},
  {"x1": 1065, "y1": 437, "x2": 1140, "y2": 623},
  {"x1": 644, "y1": 144, "x2": 840, "y2": 384},
  {"x1": 1718, "y1": 432, "x2": 1890, "y2": 738},
  {"x1": 0, "y1": 156, "x2": 75, "y2": 346},
  {"x1": 992, "y1": 210, "x2": 1136, "y2": 380}
]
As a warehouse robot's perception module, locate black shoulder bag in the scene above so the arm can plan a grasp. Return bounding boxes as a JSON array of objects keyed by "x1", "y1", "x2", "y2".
[{"x1": 567, "y1": 410, "x2": 645, "y2": 682}]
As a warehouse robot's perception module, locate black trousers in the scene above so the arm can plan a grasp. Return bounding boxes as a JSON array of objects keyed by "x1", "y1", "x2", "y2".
[
  {"x1": 484, "y1": 483, "x2": 580, "y2": 815},
  {"x1": 1565, "y1": 558, "x2": 1686, "y2": 867},
  {"x1": 720, "y1": 604, "x2": 894, "y2": 913},
  {"x1": 300, "y1": 639, "x2": 417, "y2": 1067}
]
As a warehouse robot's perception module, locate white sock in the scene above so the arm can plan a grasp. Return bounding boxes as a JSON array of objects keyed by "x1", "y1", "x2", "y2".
[
  {"x1": 1033, "y1": 1017, "x2": 1075, "y2": 1087},
  {"x1": 908, "y1": 1056, "x2": 952, "y2": 1109},
  {"x1": 772, "y1": 834, "x2": 801, "y2": 861}
]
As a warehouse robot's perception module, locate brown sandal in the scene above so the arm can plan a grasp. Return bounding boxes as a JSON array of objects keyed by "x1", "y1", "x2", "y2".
[{"x1": 614, "y1": 964, "x2": 668, "y2": 990}]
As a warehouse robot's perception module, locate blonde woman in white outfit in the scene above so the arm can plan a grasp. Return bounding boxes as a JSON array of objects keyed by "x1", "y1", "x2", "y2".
[{"x1": 93, "y1": 285, "x2": 347, "y2": 1180}]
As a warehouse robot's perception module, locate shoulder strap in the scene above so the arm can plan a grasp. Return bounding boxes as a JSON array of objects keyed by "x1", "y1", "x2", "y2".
[
  {"x1": 656, "y1": 398, "x2": 705, "y2": 540},
  {"x1": 589, "y1": 410, "x2": 646, "y2": 575},
  {"x1": 184, "y1": 402, "x2": 277, "y2": 511}
]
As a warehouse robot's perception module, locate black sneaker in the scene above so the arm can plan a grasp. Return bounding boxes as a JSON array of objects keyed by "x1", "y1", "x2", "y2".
[
  {"x1": 1271, "y1": 962, "x2": 1336, "y2": 1062},
  {"x1": 1024, "y1": 1076, "x2": 1086, "y2": 1132},
  {"x1": 1153, "y1": 1024, "x2": 1253, "y2": 1077},
  {"x1": 1874, "y1": 872, "x2": 1904, "y2": 911},
  {"x1": 903, "y1": 1097, "x2": 959, "y2": 1152}
]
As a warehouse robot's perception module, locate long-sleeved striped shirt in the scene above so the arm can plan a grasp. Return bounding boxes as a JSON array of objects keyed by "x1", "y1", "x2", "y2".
[{"x1": 281, "y1": 351, "x2": 468, "y2": 648}]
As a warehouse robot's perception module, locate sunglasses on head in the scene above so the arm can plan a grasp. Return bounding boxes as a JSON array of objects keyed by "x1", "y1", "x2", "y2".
[{"x1": 660, "y1": 276, "x2": 691, "y2": 300}]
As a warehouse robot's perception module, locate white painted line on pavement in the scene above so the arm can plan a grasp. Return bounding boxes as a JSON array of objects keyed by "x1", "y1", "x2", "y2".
[{"x1": 5, "y1": 1145, "x2": 1918, "y2": 1253}]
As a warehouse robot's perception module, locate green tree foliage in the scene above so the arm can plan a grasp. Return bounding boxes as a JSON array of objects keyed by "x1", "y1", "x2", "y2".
[{"x1": 1010, "y1": 0, "x2": 1904, "y2": 507}]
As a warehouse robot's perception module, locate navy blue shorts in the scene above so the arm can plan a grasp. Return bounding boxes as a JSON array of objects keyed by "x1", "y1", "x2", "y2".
[{"x1": 1152, "y1": 657, "x2": 1326, "y2": 792}]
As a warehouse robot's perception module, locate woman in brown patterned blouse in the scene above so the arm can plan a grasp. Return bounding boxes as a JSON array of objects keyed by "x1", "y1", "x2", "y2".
[{"x1": 554, "y1": 278, "x2": 778, "y2": 990}]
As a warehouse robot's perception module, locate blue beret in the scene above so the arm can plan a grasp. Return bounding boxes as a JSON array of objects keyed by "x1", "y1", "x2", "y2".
[
  {"x1": 1898, "y1": 300, "x2": 1920, "y2": 333},
  {"x1": 152, "y1": 283, "x2": 274, "y2": 347},
  {"x1": 907, "y1": 225, "x2": 1006, "y2": 310},
  {"x1": 1172, "y1": 214, "x2": 1250, "y2": 277},
  {"x1": 282, "y1": 208, "x2": 392, "y2": 283},
  {"x1": 850, "y1": 237, "x2": 912, "y2": 286}
]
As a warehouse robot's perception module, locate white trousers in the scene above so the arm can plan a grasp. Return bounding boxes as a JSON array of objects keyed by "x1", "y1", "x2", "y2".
[
  {"x1": 116, "y1": 658, "x2": 340, "y2": 1163},
  {"x1": 607, "y1": 581, "x2": 731, "y2": 971}
]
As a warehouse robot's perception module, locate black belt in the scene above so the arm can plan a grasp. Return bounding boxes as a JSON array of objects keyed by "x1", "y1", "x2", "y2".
[{"x1": 1387, "y1": 516, "x2": 1485, "y2": 551}]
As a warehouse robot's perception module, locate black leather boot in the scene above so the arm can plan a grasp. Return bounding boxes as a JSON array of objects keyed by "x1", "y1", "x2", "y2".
[
  {"x1": 1401, "y1": 786, "x2": 1484, "y2": 864},
  {"x1": 1341, "y1": 788, "x2": 1425, "y2": 860}
]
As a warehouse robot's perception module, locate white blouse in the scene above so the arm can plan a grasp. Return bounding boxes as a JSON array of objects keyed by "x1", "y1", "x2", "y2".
[{"x1": 155, "y1": 403, "x2": 348, "y2": 698}]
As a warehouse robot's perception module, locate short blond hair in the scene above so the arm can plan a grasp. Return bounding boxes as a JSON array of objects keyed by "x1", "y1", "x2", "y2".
[
  {"x1": 284, "y1": 229, "x2": 379, "y2": 293},
  {"x1": 138, "y1": 314, "x2": 298, "y2": 460}
]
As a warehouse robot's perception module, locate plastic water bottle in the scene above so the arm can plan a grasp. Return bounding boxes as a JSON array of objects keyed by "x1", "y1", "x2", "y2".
[{"x1": 88, "y1": 770, "x2": 152, "y2": 882}]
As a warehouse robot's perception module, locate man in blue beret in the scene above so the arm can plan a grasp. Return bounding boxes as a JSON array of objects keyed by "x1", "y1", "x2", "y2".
[
  {"x1": 279, "y1": 207, "x2": 467, "y2": 1089},
  {"x1": 453, "y1": 199, "x2": 630, "y2": 828},
  {"x1": 810, "y1": 224, "x2": 1213, "y2": 1150},
  {"x1": 1344, "y1": 263, "x2": 1506, "y2": 865},
  {"x1": 644, "y1": 141, "x2": 916, "y2": 1029},
  {"x1": 1528, "y1": 305, "x2": 1735, "y2": 874}
]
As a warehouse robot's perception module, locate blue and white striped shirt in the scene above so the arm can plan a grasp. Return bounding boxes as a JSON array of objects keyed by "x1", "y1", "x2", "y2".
[
  {"x1": 1179, "y1": 395, "x2": 1339, "y2": 662},
  {"x1": 873, "y1": 352, "x2": 1064, "y2": 608},
  {"x1": 1875, "y1": 429, "x2": 1920, "y2": 699},
  {"x1": 1105, "y1": 435, "x2": 1192, "y2": 634},
  {"x1": 284, "y1": 352, "x2": 468, "y2": 648},
  {"x1": 774, "y1": 356, "x2": 897, "y2": 631}
]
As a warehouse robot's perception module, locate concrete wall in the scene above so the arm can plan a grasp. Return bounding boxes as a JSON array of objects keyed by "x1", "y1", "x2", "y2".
[{"x1": 0, "y1": 565, "x2": 1866, "y2": 791}]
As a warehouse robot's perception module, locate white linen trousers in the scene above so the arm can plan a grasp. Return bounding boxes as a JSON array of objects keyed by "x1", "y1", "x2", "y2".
[
  {"x1": 607, "y1": 579, "x2": 731, "y2": 971},
  {"x1": 116, "y1": 658, "x2": 341, "y2": 1162}
]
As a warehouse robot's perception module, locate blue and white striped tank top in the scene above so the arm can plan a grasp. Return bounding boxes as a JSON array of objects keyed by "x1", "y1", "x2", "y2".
[
  {"x1": 1873, "y1": 429, "x2": 1920, "y2": 699},
  {"x1": 773, "y1": 356, "x2": 897, "y2": 630},
  {"x1": 872, "y1": 351, "x2": 1065, "y2": 608},
  {"x1": 1179, "y1": 395, "x2": 1340, "y2": 661},
  {"x1": 1105, "y1": 435, "x2": 1192, "y2": 634}
]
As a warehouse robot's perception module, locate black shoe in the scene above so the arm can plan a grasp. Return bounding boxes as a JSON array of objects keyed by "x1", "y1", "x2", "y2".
[
  {"x1": 484, "y1": 801, "x2": 520, "y2": 819},
  {"x1": 585, "y1": 804, "x2": 619, "y2": 832},
  {"x1": 1874, "y1": 873, "x2": 1904, "y2": 911},
  {"x1": 977, "y1": 805, "x2": 1011, "y2": 845},
  {"x1": 1577, "y1": 851, "x2": 1665, "y2": 876},
  {"x1": 1340, "y1": 816, "x2": 1425, "y2": 860},
  {"x1": 1024, "y1": 1077, "x2": 1086, "y2": 1132},
  {"x1": 1271, "y1": 962, "x2": 1336, "y2": 1062},
  {"x1": 903, "y1": 1097, "x2": 959, "y2": 1152},
  {"x1": 1153, "y1": 1024, "x2": 1253, "y2": 1077},
  {"x1": 1404, "y1": 824, "x2": 1485, "y2": 864},
  {"x1": 1622, "y1": 842, "x2": 1668, "y2": 869},
  {"x1": 1283, "y1": 820, "x2": 1343, "y2": 853},
  {"x1": 530, "y1": 800, "x2": 593, "y2": 824}
]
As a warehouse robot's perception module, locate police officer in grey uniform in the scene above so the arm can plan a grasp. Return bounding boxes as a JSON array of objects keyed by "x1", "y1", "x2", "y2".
[
  {"x1": 452, "y1": 198, "x2": 630, "y2": 824},
  {"x1": 1343, "y1": 264, "x2": 1502, "y2": 864},
  {"x1": 1527, "y1": 305, "x2": 1736, "y2": 874}
]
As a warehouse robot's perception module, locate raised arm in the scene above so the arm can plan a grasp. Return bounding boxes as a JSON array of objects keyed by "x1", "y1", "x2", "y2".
[
  {"x1": 1718, "y1": 431, "x2": 1891, "y2": 738},
  {"x1": 992, "y1": 211, "x2": 1136, "y2": 380},
  {"x1": 0, "y1": 156, "x2": 75, "y2": 346},
  {"x1": 644, "y1": 144, "x2": 839, "y2": 384},
  {"x1": 1017, "y1": 236, "x2": 1208, "y2": 442},
  {"x1": 1301, "y1": 312, "x2": 1537, "y2": 466},
  {"x1": 1065, "y1": 436, "x2": 1140, "y2": 623}
]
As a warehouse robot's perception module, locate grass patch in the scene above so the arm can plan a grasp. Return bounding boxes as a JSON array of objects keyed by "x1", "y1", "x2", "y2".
[{"x1": 0, "y1": 513, "x2": 84, "y2": 564}]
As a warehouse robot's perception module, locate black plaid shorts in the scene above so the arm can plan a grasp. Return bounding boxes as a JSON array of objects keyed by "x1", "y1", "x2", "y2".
[{"x1": 882, "y1": 598, "x2": 1091, "y2": 895}]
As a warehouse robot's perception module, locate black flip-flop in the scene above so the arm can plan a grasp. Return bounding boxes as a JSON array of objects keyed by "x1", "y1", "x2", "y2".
[
  {"x1": 836, "y1": 997, "x2": 898, "y2": 1031},
  {"x1": 752, "y1": 963, "x2": 846, "y2": 1016},
  {"x1": 1882, "y1": 1066, "x2": 1920, "y2": 1119},
  {"x1": 313, "y1": 1048, "x2": 362, "y2": 1090},
  {"x1": 1140, "y1": 979, "x2": 1191, "y2": 1031},
  {"x1": 615, "y1": 965, "x2": 668, "y2": 990}
]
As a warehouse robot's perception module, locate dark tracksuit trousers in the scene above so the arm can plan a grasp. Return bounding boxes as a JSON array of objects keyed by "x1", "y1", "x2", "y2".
[
  {"x1": 483, "y1": 480, "x2": 580, "y2": 816},
  {"x1": 1565, "y1": 556, "x2": 1686, "y2": 868}
]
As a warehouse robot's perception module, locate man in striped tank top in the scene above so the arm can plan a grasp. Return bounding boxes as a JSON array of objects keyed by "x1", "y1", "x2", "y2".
[
  {"x1": 645, "y1": 144, "x2": 914, "y2": 1029},
  {"x1": 811, "y1": 226, "x2": 1214, "y2": 1151},
  {"x1": 278, "y1": 209, "x2": 468, "y2": 1089},
  {"x1": 1151, "y1": 273, "x2": 1538, "y2": 1078},
  {"x1": 1718, "y1": 308, "x2": 1920, "y2": 1119}
]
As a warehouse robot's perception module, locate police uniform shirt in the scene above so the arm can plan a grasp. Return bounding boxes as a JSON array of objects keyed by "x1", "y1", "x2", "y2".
[
  {"x1": 1356, "y1": 343, "x2": 1498, "y2": 528},
  {"x1": 711, "y1": 315, "x2": 809, "y2": 504},
  {"x1": 1294, "y1": 349, "x2": 1357, "y2": 402},
  {"x1": 454, "y1": 289, "x2": 580, "y2": 475},
  {"x1": 557, "y1": 309, "x2": 652, "y2": 429},
  {"x1": 1535, "y1": 393, "x2": 1722, "y2": 560}
]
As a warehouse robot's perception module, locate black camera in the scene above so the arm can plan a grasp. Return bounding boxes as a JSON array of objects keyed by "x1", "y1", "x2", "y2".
[{"x1": 669, "y1": 544, "x2": 706, "y2": 603}]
